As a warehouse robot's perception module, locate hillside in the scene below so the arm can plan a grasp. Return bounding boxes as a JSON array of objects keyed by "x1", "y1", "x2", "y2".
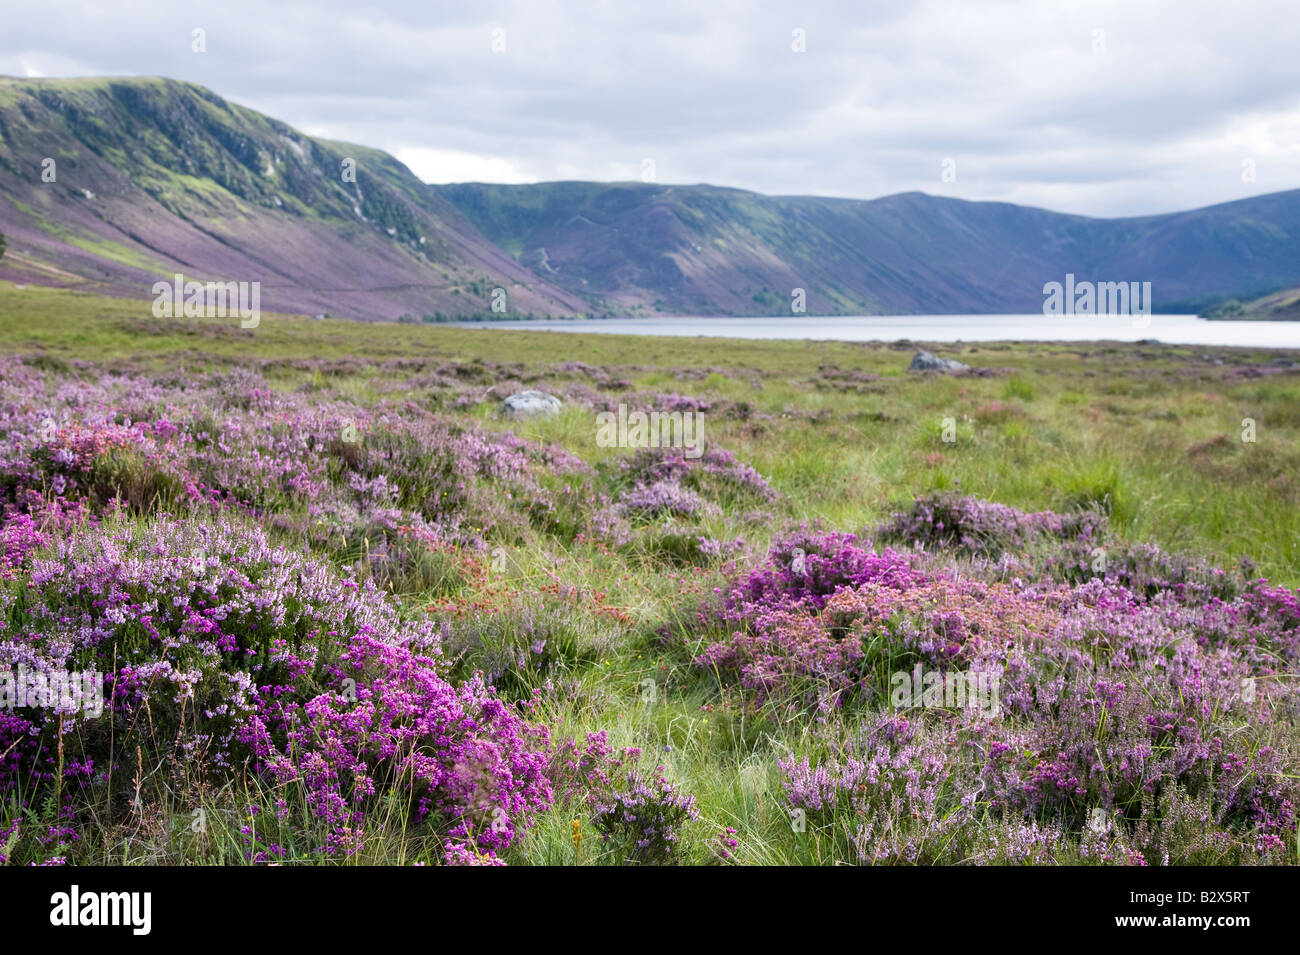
[
  {"x1": 436, "y1": 181, "x2": 1300, "y2": 315},
  {"x1": 1203, "y1": 285, "x2": 1300, "y2": 320},
  {"x1": 0, "y1": 76, "x2": 587, "y2": 320}
]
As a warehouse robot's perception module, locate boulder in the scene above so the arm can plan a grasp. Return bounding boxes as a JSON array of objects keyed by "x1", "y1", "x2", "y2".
[
  {"x1": 908, "y1": 350, "x2": 969, "y2": 373},
  {"x1": 500, "y1": 389, "x2": 562, "y2": 417}
]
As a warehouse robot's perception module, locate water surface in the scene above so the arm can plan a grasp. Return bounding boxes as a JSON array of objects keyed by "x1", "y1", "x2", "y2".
[{"x1": 455, "y1": 313, "x2": 1300, "y2": 348}]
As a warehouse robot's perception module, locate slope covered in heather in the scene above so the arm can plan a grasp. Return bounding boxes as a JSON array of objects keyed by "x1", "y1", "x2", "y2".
[
  {"x1": 436, "y1": 181, "x2": 1300, "y2": 316},
  {"x1": 0, "y1": 76, "x2": 587, "y2": 320}
]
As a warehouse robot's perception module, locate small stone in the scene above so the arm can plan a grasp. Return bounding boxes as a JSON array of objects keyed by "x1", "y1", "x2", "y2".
[
  {"x1": 500, "y1": 389, "x2": 562, "y2": 417},
  {"x1": 908, "y1": 350, "x2": 969, "y2": 373}
]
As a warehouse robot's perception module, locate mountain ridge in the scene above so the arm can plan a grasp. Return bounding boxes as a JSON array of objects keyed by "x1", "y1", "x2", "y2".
[
  {"x1": 434, "y1": 180, "x2": 1300, "y2": 316},
  {"x1": 2, "y1": 76, "x2": 1299, "y2": 320}
]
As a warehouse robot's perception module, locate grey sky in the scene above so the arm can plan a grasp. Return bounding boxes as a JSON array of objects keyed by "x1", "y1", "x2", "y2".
[{"x1": 2, "y1": 0, "x2": 1297, "y2": 216}]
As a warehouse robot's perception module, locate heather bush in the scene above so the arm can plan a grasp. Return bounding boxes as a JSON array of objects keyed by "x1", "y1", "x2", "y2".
[
  {"x1": 0, "y1": 515, "x2": 552, "y2": 863},
  {"x1": 875, "y1": 490, "x2": 1104, "y2": 558},
  {"x1": 619, "y1": 479, "x2": 718, "y2": 521},
  {"x1": 691, "y1": 513, "x2": 1300, "y2": 863},
  {"x1": 549, "y1": 732, "x2": 698, "y2": 864},
  {"x1": 780, "y1": 702, "x2": 1293, "y2": 866},
  {"x1": 0, "y1": 512, "x2": 44, "y2": 580},
  {"x1": 716, "y1": 526, "x2": 918, "y2": 616},
  {"x1": 590, "y1": 762, "x2": 698, "y2": 864},
  {"x1": 779, "y1": 715, "x2": 984, "y2": 864},
  {"x1": 685, "y1": 528, "x2": 922, "y2": 705},
  {"x1": 608, "y1": 446, "x2": 777, "y2": 524}
]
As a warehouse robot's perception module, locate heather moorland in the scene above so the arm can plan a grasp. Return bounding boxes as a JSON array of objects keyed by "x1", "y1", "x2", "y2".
[{"x1": 1, "y1": 283, "x2": 1298, "y2": 866}]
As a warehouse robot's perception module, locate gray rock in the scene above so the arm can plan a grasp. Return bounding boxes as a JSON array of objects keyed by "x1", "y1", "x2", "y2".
[
  {"x1": 908, "y1": 350, "x2": 969, "y2": 373},
  {"x1": 500, "y1": 389, "x2": 563, "y2": 417}
]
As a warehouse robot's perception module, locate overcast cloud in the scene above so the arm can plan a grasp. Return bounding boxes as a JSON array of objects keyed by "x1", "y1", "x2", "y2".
[{"x1": 2, "y1": 0, "x2": 1297, "y2": 217}]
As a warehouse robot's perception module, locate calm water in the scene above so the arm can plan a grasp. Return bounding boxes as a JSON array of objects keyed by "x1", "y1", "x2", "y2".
[{"x1": 456, "y1": 314, "x2": 1300, "y2": 348}]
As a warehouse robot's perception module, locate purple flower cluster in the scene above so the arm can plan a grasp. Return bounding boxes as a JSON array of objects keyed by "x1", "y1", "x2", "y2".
[
  {"x1": 550, "y1": 732, "x2": 698, "y2": 864},
  {"x1": 780, "y1": 715, "x2": 1134, "y2": 865},
  {"x1": 619, "y1": 480, "x2": 717, "y2": 520},
  {"x1": 0, "y1": 512, "x2": 44, "y2": 579},
  {"x1": 690, "y1": 528, "x2": 923, "y2": 699},
  {"x1": 0, "y1": 515, "x2": 552, "y2": 862},
  {"x1": 0, "y1": 358, "x2": 615, "y2": 575},
  {"x1": 693, "y1": 502, "x2": 1300, "y2": 862},
  {"x1": 612, "y1": 446, "x2": 776, "y2": 524},
  {"x1": 876, "y1": 490, "x2": 1104, "y2": 557},
  {"x1": 717, "y1": 527, "x2": 918, "y2": 615}
]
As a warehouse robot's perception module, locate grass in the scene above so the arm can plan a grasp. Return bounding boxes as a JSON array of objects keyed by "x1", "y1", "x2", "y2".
[
  {"x1": 2, "y1": 281, "x2": 1299, "y2": 865},
  {"x1": 3, "y1": 282, "x2": 1298, "y2": 579}
]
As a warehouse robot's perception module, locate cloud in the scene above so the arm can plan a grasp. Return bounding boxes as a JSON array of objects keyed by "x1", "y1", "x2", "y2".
[
  {"x1": 394, "y1": 147, "x2": 533, "y2": 184},
  {"x1": 1, "y1": 0, "x2": 1297, "y2": 215}
]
